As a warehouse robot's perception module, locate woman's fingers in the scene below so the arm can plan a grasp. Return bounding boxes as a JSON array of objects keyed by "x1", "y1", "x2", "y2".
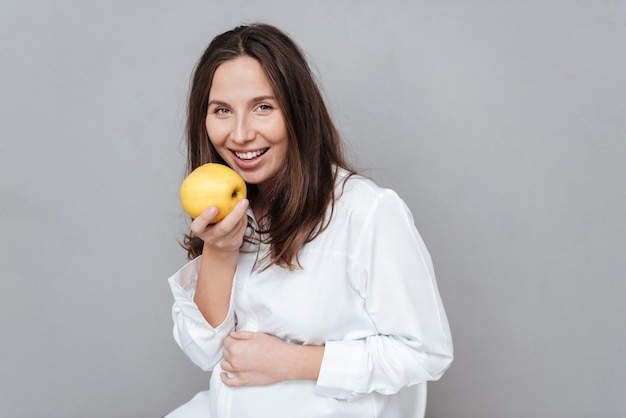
[
  {"x1": 211, "y1": 199, "x2": 249, "y2": 235},
  {"x1": 190, "y1": 206, "x2": 219, "y2": 235},
  {"x1": 190, "y1": 199, "x2": 249, "y2": 248},
  {"x1": 220, "y1": 371, "x2": 241, "y2": 387},
  {"x1": 227, "y1": 198, "x2": 250, "y2": 223}
]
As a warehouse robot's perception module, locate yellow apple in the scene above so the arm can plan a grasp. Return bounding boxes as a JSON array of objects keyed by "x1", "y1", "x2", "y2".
[{"x1": 180, "y1": 163, "x2": 247, "y2": 223}]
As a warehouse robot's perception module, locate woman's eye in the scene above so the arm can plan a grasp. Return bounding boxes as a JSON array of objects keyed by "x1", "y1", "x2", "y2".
[
  {"x1": 257, "y1": 104, "x2": 273, "y2": 112},
  {"x1": 215, "y1": 108, "x2": 230, "y2": 115}
]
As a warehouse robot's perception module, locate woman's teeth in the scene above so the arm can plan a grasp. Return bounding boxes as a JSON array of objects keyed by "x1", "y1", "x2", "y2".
[{"x1": 235, "y1": 149, "x2": 268, "y2": 160}]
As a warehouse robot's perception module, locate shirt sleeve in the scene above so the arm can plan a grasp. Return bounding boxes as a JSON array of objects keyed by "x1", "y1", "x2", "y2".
[
  {"x1": 168, "y1": 256, "x2": 237, "y2": 371},
  {"x1": 316, "y1": 189, "x2": 453, "y2": 399}
]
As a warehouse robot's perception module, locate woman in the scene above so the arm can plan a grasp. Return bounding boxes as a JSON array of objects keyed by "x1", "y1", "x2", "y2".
[{"x1": 166, "y1": 23, "x2": 453, "y2": 417}]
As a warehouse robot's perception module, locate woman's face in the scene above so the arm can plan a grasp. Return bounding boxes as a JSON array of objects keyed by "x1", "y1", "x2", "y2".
[{"x1": 206, "y1": 56, "x2": 289, "y2": 193}]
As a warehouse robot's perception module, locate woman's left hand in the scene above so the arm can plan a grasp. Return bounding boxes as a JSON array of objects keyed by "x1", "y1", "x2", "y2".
[
  {"x1": 220, "y1": 331, "x2": 324, "y2": 387},
  {"x1": 220, "y1": 331, "x2": 291, "y2": 387}
]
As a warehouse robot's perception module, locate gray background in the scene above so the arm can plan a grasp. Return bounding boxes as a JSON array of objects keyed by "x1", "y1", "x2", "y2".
[{"x1": 1, "y1": 1, "x2": 624, "y2": 417}]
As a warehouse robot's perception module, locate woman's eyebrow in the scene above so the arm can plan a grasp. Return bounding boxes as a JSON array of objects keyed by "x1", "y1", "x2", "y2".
[
  {"x1": 249, "y1": 95, "x2": 277, "y2": 103},
  {"x1": 207, "y1": 99, "x2": 228, "y2": 107},
  {"x1": 208, "y1": 96, "x2": 278, "y2": 107}
]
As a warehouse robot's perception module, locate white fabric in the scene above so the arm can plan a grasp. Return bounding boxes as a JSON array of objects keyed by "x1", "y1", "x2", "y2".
[
  {"x1": 166, "y1": 172, "x2": 453, "y2": 418},
  {"x1": 400, "y1": 383, "x2": 427, "y2": 418},
  {"x1": 165, "y1": 390, "x2": 210, "y2": 418}
]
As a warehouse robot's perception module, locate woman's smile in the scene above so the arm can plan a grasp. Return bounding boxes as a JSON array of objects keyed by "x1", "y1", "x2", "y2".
[{"x1": 233, "y1": 147, "x2": 269, "y2": 162}]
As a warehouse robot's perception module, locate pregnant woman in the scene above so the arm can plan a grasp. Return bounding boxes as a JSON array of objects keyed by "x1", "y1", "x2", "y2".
[{"x1": 165, "y1": 23, "x2": 453, "y2": 418}]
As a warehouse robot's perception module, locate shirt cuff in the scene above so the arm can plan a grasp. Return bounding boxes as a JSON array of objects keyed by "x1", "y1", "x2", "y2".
[{"x1": 315, "y1": 340, "x2": 368, "y2": 400}]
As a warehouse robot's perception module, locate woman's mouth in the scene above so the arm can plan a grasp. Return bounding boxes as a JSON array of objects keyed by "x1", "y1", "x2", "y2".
[{"x1": 234, "y1": 148, "x2": 269, "y2": 161}]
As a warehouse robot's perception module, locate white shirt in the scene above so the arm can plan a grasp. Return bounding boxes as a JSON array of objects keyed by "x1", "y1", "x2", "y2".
[{"x1": 168, "y1": 171, "x2": 453, "y2": 417}]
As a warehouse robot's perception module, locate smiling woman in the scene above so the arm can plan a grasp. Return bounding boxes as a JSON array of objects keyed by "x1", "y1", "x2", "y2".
[
  {"x1": 205, "y1": 56, "x2": 289, "y2": 191},
  {"x1": 165, "y1": 23, "x2": 453, "y2": 418}
]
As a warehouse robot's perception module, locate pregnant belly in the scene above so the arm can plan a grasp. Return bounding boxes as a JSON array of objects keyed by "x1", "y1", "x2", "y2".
[{"x1": 208, "y1": 364, "x2": 380, "y2": 418}]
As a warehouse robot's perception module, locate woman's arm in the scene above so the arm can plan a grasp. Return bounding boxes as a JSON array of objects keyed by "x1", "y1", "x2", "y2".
[
  {"x1": 194, "y1": 243, "x2": 240, "y2": 327},
  {"x1": 169, "y1": 257, "x2": 237, "y2": 371},
  {"x1": 316, "y1": 189, "x2": 453, "y2": 399},
  {"x1": 168, "y1": 199, "x2": 249, "y2": 371},
  {"x1": 219, "y1": 331, "x2": 325, "y2": 387},
  {"x1": 191, "y1": 200, "x2": 249, "y2": 327}
]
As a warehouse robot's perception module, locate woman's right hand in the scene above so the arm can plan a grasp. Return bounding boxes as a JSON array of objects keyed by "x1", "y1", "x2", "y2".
[{"x1": 190, "y1": 199, "x2": 250, "y2": 253}]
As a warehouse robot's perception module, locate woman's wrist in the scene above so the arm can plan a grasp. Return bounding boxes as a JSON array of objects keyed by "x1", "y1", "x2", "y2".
[
  {"x1": 194, "y1": 244, "x2": 239, "y2": 327},
  {"x1": 283, "y1": 343, "x2": 325, "y2": 381}
]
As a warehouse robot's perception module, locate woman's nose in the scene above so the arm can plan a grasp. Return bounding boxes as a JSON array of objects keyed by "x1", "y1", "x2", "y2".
[{"x1": 231, "y1": 116, "x2": 255, "y2": 144}]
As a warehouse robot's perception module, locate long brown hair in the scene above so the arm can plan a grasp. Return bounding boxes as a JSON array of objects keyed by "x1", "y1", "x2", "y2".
[{"x1": 182, "y1": 23, "x2": 355, "y2": 269}]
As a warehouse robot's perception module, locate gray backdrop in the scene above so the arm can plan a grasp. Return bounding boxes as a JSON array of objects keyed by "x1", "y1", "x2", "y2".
[{"x1": 1, "y1": 1, "x2": 624, "y2": 417}]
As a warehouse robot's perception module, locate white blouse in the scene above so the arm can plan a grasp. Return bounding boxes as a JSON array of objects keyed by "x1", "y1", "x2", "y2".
[{"x1": 168, "y1": 171, "x2": 453, "y2": 418}]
